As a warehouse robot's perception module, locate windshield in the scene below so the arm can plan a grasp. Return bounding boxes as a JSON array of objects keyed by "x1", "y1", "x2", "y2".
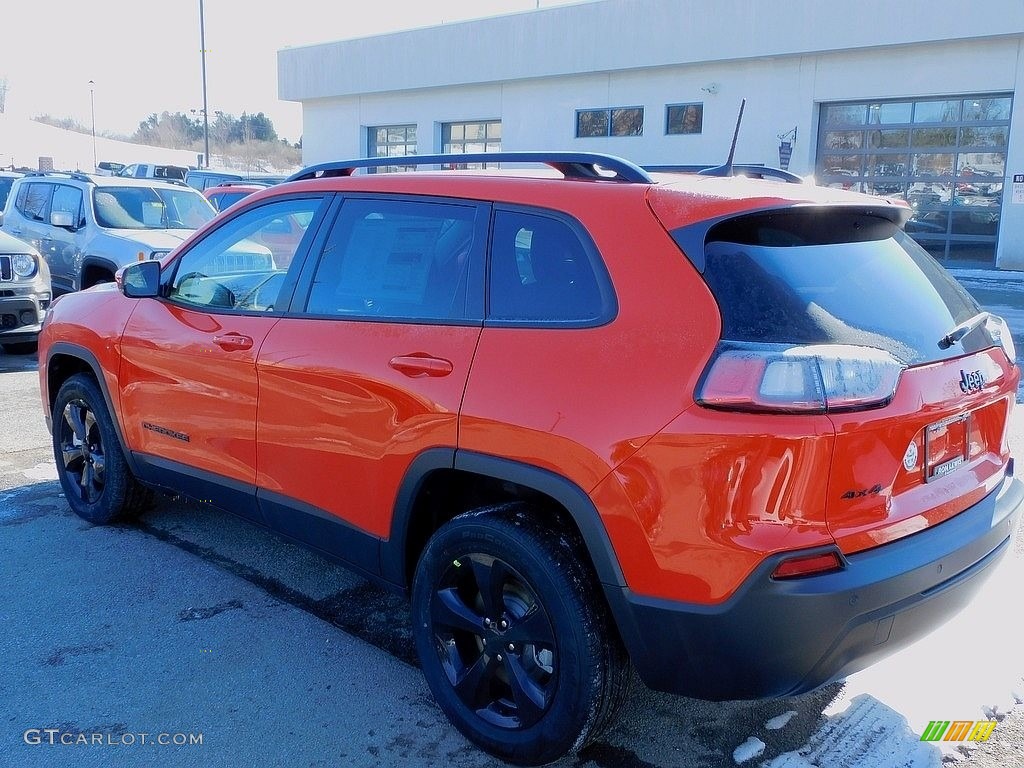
[
  {"x1": 0, "y1": 178, "x2": 15, "y2": 210},
  {"x1": 691, "y1": 211, "x2": 985, "y2": 365},
  {"x1": 211, "y1": 190, "x2": 251, "y2": 210},
  {"x1": 92, "y1": 186, "x2": 216, "y2": 230}
]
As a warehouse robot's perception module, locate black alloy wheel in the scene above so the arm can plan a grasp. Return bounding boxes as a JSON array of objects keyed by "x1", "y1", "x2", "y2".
[
  {"x1": 431, "y1": 552, "x2": 558, "y2": 729},
  {"x1": 57, "y1": 397, "x2": 106, "y2": 504},
  {"x1": 52, "y1": 374, "x2": 151, "y2": 524},
  {"x1": 412, "y1": 503, "x2": 630, "y2": 766}
]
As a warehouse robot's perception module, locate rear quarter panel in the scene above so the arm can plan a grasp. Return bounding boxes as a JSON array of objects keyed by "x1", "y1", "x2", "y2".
[{"x1": 457, "y1": 184, "x2": 723, "y2": 591}]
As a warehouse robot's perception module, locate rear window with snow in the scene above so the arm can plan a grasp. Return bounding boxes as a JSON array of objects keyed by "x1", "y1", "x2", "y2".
[{"x1": 684, "y1": 210, "x2": 986, "y2": 364}]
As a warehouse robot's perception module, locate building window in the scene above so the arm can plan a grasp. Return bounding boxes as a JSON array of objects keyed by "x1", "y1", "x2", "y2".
[
  {"x1": 367, "y1": 124, "x2": 417, "y2": 173},
  {"x1": 441, "y1": 120, "x2": 501, "y2": 168},
  {"x1": 666, "y1": 103, "x2": 703, "y2": 135},
  {"x1": 816, "y1": 94, "x2": 1012, "y2": 267},
  {"x1": 575, "y1": 107, "x2": 644, "y2": 138}
]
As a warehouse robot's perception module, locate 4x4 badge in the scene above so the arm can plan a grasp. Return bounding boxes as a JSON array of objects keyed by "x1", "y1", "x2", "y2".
[
  {"x1": 959, "y1": 369, "x2": 985, "y2": 394},
  {"x1": 841, "y1": 484, "x2": 883, "y2": 500}
]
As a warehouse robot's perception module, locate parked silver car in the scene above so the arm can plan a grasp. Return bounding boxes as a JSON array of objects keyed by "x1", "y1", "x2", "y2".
[
  {"x1": 0, "y1": 172, "x2": 217, "y2": 293},
  {"x1": 0, "y1": 227, "x2": 50, "y2": 354}
]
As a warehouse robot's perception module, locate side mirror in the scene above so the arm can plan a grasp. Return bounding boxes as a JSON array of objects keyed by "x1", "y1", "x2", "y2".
[
  {"x1": 0, "y1": 210, "x2": 4, "y2": 227},
  {"x1": 121, "y1": 260, "x2": 161, "y2": 298},
  {"x1": 50, "y1": 211, "x2": 75, "y2": 229}
]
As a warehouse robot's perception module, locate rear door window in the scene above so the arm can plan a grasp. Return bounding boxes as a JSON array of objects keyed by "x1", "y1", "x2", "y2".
[{"x1": 487, "y1": 209, "x2": 613, "y2": 325}]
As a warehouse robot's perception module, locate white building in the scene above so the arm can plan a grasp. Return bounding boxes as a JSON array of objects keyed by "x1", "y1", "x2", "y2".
[{"x1": 279, "y1": 0, "x2": 1024, "y2": 269}]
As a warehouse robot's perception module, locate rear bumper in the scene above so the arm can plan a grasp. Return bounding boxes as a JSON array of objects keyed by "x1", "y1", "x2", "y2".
[{"x1": 606, "y1": 469, "x2": 1023, "y2": 700}]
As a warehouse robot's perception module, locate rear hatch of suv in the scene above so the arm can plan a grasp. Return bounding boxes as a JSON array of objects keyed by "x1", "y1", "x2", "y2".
[{"x1": 651, "y1": 191, "x2": 1018, "y2": 554}]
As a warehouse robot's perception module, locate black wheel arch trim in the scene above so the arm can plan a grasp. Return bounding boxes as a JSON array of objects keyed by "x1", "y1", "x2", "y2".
[
  {"x1": 381, "y1": 448, "x2": 457, "y2": 587},
  {"x1": 46, "y1": 342, "x2": 141, "y2": 477},
  {"x1": 383, "y1": 449, "x2": 627, "y2": 590},
  {"x1": 80, "y1": 255, "x2": 120, "y2": 281}
]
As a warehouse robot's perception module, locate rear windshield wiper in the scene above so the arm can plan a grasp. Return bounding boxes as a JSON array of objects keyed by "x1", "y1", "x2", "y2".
[{"x1": 938, "y1": 312, "x2": 990, "y2": 350}]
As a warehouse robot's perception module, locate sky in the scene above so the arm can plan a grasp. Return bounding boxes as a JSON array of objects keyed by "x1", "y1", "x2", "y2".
[{"x1": 0, "y1": 0, "x2": 589, "y2": 144}]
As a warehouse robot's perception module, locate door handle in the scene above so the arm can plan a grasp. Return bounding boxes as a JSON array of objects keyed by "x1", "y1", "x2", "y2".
[
  {"x1": 212, "y1": 333, "x2": 254, "y2": 351},
  {"x1": 389, "y1": 354, "x2": 454, "y2": 378},
  {"x1": 9, "y1": 228, "x2": 22, "y2": 235}
]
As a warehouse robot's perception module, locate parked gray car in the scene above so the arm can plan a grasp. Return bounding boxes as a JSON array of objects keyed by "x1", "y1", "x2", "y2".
[{"x1": 0, "y1": 171, "x2": 217, "y2": 293}]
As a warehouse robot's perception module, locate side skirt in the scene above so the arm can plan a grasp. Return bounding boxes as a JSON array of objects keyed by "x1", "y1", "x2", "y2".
[{"x1": 131, "y1": 452, "x2": 389, "y2": 588}]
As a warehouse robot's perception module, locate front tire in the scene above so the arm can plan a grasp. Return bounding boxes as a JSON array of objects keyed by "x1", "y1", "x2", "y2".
[
  {"x1": 52, "y1": 374, "x2": 152, "y2": 524},
  {"x1": 411, "y1": 503, "x2": 630, "y2": 766}
]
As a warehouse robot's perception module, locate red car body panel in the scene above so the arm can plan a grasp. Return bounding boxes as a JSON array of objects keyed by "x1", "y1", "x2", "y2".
[
  {"x1": 255, "y1": 317, "x2": 481, "y2": 537},
  {"x1": 604, "y1": 409, "x2": 836, "y2": 602},
  {"x1": 460, "y1": 191, "x2": 720, "y2": 489},
  {"x1": 825, "y1": 348, "x2": 1017, "y2": 553},
  {"x1": 118, "y1": 299, "x2": 281, "y2": 485}
]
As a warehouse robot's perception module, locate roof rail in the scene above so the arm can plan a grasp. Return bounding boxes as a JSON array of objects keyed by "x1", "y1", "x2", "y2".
[
  {"x1": 23, "y1": 170, "x2": 95, "y2": 183},
  {"x1": 643, "y1": 164, "x2": 805, "y2": 184},
  {"x1": 220, "y1": 179, "x2": 271, "y2": 187},
  {"x1": 286, "y1": 152, "x2": 654, "y2": 184}
]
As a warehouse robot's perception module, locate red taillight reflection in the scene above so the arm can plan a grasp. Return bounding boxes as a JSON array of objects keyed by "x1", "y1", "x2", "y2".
[{"x1": 772, "y1": 551, "x2": 843, "y2": 579}]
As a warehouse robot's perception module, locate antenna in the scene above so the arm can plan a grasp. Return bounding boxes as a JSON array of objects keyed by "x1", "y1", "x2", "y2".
[{"x1": 698, "y1": 98, "x2": 746, "y2": 177}]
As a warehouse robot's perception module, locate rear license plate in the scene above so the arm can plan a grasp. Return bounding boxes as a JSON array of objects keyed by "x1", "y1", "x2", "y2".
[{"x1": 925, "y1": 412, "x2": 970, "y2": 483}]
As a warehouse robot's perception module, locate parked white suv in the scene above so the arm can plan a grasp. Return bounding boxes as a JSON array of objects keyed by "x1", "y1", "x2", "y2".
[
  {"x1": 117, "y1": 163, "x2": 189, "y2": 182},
  {"x1": 0, "y1": 172, "x2": 217, "y2": 293}
]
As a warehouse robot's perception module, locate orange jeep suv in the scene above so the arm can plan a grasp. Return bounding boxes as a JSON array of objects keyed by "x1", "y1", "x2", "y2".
[{"x1": 38, "y1": 152, "x2": 1023, "y2": 765}]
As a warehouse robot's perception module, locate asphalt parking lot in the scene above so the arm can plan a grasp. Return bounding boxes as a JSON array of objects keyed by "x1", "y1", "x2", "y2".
[{"x1": 1, "y1": 271, "x2": 1023, "y2": 768}]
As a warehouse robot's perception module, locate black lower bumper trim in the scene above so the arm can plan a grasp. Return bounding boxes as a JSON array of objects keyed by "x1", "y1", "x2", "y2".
[{"x1": 605, "y1": 473, "x2": 1023, "y2": 701}]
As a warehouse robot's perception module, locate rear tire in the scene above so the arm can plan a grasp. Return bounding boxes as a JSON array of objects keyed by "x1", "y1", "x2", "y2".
[
  {"x1": 411, "y1": 502, "x2": 630, "y2": 766},
  {"x1": 52, "y1": 374, "x2": 152, "y2": 524}
]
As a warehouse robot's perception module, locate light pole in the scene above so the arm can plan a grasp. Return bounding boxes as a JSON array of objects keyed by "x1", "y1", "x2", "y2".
[
  {"x1": 88, "y1": 80, "x2": 97, "y2": 172},
  {"x1": 199, "y1": 0, "x2": 211, "y2": 168}
]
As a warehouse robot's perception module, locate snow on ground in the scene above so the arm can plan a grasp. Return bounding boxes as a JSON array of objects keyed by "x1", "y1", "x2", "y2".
[
  {"x1": 949, "y1": 269, "x2": 1024, "y2": 292},
  {"x1": 0, "y1": 113, "x2": 196, "y2": 171},
  {"x1": 756, "y1": 490, "x2": 1024, "y2": 766},
  {"x1": 764, "y1": 695, "x2": 942, "y2": 768},
  {"x1": 734, "y1": 736, "x2": 767, "y2": 764},
  {"x1": 765, "y1": 535, "x2": 1024, "y2": 768},
  {"x1": 765, "y1": 711, "x2": 799, "y2": 731}
]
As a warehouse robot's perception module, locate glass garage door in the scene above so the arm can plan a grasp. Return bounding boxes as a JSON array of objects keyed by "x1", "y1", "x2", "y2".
[{"x1": 817, "y1": 95, "x2": 1012, "y2": 267}]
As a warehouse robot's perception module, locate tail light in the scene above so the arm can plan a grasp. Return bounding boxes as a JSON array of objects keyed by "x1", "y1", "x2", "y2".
[
  {"x1": 985, "y1": 314, "x2": 1016, "y2": 364},
  {"x1": 698, "y1": 342, "x2": 905, "y2": 414},
  {"x1": 772, "y1": 550, "x2": 844, "y2": 579}
]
